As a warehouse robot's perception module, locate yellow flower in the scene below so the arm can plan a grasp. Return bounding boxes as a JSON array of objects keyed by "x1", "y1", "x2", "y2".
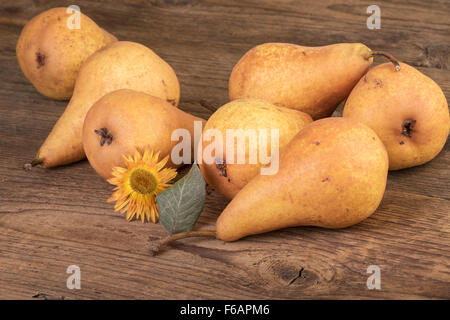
[{"x1": 107, "y1": 147, "x2": 177, "y2": 223}]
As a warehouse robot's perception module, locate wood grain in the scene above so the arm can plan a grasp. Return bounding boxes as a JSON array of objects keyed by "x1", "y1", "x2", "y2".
[{"x1": 0, "y1": 0, "x2": 449, "y2": 299}]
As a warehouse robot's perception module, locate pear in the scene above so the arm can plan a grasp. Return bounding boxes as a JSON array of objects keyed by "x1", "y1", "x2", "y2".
[
  {"x1": 343, "y1": 61, "x2": 449, "y2": 170},
  {"x1": 16, "y1": 7, "x2": 117, "y2": 100},
  {"x1": 229, "y1": 42, "x2": 373, "y2": 119},
  {"x1": 198, "y1": 99, "x2": 312, "y2": 199},
  {"x1": 216, "y1": 117, "x2": 388, "y2": 242},
  {"x1": 33, "y1": 41, "x2": 180, "y2": 168},
  {"x1": 83, "y1": 89, "x2": 205, "y2": 179}
]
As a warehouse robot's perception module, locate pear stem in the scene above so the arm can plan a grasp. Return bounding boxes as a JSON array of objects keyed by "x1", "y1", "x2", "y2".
[
  {"x1": 150, "y1": 230, "x2": 217, "y2": 256},
  {"x1": 368, "y1": 51, "x2": 401, "y2": 71}
]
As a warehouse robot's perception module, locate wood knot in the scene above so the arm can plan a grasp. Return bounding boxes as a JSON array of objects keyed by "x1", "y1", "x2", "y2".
[
  {"x1": 94, "y1": 128, "x2": 113, "y2": 146},
  {"x1": 216, "y1": 160, "x2": 227, "y2": 178}
]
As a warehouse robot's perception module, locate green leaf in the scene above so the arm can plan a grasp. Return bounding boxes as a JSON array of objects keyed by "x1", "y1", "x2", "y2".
[{"x1": 157, "y1": 164, "x2": 206, "y2": 234}]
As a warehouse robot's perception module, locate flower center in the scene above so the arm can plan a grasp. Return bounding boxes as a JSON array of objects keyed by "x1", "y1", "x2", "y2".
[{"x1": 129, "y1": 168, "x2": 158, "y2": 194}]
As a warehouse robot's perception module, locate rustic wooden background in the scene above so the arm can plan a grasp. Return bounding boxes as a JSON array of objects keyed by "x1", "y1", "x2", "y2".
[{"x1": 0, "y1": 0, "x2": 449, "y2": 299}]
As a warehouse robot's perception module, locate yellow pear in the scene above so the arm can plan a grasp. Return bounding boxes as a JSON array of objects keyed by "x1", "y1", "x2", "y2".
[
  {"x1": 198, "y1": 99, "x2": 312, "y2": 199},
  {"x1": 33, "y1": 41, "x2": 180, "y2": 168},
  {"x1": 343, "y1": 62, "x2": 449, "y2": 170},
  {"x1": 229, "y1": 43, "x2": 373, "y2": 119},
  {"x1": 16, "y1": 7, "x2": 117, "y2": 100},
  {"x1": 83, "y1": 89, "x2": 204, "y2": 179},
  {"x1": 216, "y1": 118, "x2": 388, "y2": 241}
]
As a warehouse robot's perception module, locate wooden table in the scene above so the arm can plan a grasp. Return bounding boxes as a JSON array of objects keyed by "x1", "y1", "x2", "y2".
[{"x1": 0, "y1": 0, "x2": 448, "y2": 300}]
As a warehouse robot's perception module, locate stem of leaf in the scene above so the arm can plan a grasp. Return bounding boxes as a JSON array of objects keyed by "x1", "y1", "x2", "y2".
[{"x1": 151, "y1": 230, "x2": 217, "y2": 256}]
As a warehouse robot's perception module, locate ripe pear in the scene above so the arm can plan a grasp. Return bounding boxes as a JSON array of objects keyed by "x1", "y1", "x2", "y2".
[
  {"x1": 83, "y1": 89, "x2": 205, "y2": 179},
  {"x1": 216, "y1": 117, "x2": 388, "y2": 242},
  {"x1": 198, "y1": 99, "x2": 312, "y2": 199},
  {"x1": 33, "y1": 41, "x2": 180, "y2": 168},
  {"x1": 16, "y1": 7, "x2": 117, "y2": 100},
  {"x1": 229, "y1": 42, "x2": 374, "y2": 119},
  {"x1": 343, "y1": 62, "x2": 449, "y2": 170}
]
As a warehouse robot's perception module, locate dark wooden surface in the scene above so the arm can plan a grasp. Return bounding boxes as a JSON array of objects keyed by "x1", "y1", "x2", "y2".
[{"x1": 0, "y1": 0, "x2": 449, "y2": 299}]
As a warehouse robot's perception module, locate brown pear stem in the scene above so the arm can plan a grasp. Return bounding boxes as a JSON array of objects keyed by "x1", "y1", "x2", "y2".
[
  {"x1": 31, "y1": 158, "x2": 43, "y2": 167},
  {"x1": 151, "y1": 230, "x2": 217, "y2": 256},
  {"x1": 94, "y1": 128, "x2": 113, "y2": 146},
  {"x1": 368, "y1": 51, "x2": 401, "y2": 71}
]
